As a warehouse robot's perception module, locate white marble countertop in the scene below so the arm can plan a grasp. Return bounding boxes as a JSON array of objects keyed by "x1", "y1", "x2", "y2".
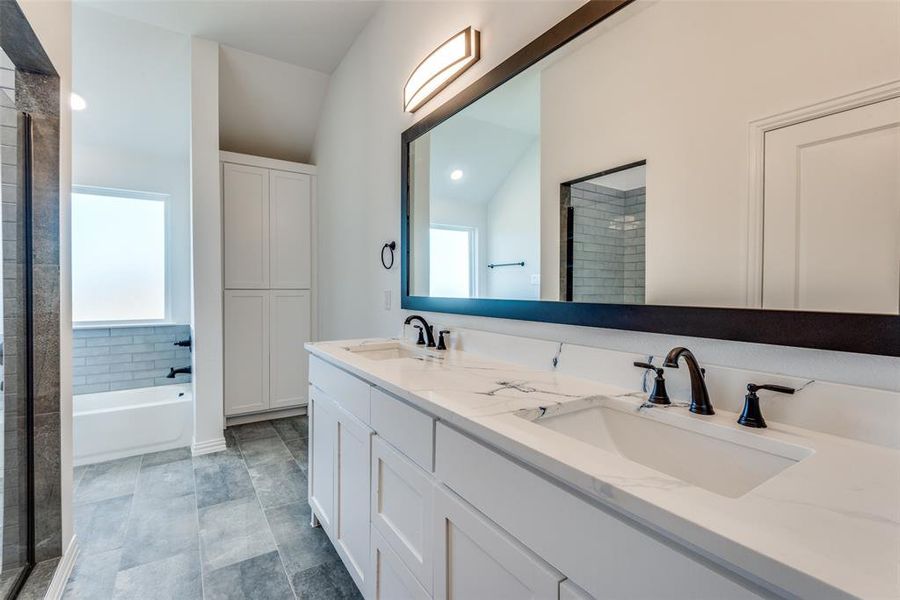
[{"x1": 306, "y1": 339, "x2": 900, "y2": 600}]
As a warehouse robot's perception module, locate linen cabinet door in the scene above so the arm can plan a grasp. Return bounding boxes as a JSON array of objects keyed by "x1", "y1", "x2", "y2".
[
  {"x1": 370, "y1": 529, "x2": 431, "y2": 600},
  {"x1": 269, "y1": 169, "x2": 311, "y2": 289},
  {"x1": 269, "y1": 290, "x2": 310, "y2": 409},
  {"x1": 309, "y1": 389, "x2": 337, "y2": 534},
  {"x1": 335, "y1": 406, "x2": 373, "y2": 594},
  {"x1": 223, "y1": 162, "x2": 269, "y2": 289},
  {"x1": 371, "y1": 436, "x2": 433, "y2": 593},
  {"x1": 223, "y1": 290, "x2": 269, "y2": 416},
  {"x1": 433, "y1": 484, "x2": 563, "y2": 600}
]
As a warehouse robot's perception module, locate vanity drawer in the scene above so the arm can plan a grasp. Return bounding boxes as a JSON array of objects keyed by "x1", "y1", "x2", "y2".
[
  {"x1": 434, "y1": 423, "x2": 765, "y2": 600},
  {"x1": 371, "y1": 387, "x2": 434, "y2": 471},
  {"x1": 371, "y1": 436, "x2": 434, "y2": 593},
  {"x1": 309, "y1": 355, "x2": 371, "y2": 424}
]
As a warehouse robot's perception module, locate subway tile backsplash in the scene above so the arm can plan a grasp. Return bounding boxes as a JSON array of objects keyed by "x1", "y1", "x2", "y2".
[{"x1": 72, "y1": 324, "x2": 192, "y2": 395}]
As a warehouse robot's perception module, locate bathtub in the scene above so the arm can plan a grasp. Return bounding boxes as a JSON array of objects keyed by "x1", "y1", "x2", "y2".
[{"x1": 74, "y1": 383, "x2": 193, "y2": 466}]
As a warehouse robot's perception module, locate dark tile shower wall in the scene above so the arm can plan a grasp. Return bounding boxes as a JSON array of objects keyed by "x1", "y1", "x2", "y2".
[
  {"x1": 72, "y1": 325, "x2": 192, "y2": 395},
  {"x1": 570, "y1": 182, "x2": 646, "y2": 303}
]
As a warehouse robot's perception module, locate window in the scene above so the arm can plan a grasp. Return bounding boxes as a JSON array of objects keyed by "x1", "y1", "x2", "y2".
[
  {"x1": 429, "y1": 225, "x2": 476, "y2": 298},
  {"x1": 72, "y1": 186, "x2": 169, "y2": 324}
]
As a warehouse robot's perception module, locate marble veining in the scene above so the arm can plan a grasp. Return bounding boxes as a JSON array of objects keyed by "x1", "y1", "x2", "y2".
[{"x1": 307, "y1": 337, "x2": 900, "y2": 599}]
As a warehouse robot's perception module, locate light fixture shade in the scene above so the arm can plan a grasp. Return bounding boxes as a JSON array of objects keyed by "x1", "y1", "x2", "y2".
[{"x1": 404, "y1": 27, "x2": 480, "y2": 113}]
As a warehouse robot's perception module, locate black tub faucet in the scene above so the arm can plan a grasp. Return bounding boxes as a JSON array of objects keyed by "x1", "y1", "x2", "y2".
[
  {"x1": 404, "y1": 315, "x2": 436, "y2": 347},
  {"x1": 167, "y1": 366, "x2": 192, "y2": 378},
  {"x1": 663, "y1": 347, "x2": 714, "y2": 415}
]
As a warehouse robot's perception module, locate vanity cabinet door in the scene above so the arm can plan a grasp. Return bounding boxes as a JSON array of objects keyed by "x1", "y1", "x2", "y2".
[
  {"x1": 224, "y1": 290, "x2": 269, "y2": 416},
  {"x1": 370, "y1": 529, "x2": 431, "y2": 600},
  {"x1": 335, "y1": 405, "x2": 373, "y2": 593},
  {"x1": 309, "y1": 390, "x2": 337, "y2": 534},
  {"x1": 371, "y1": 436, "x2": 434, "y2": 593},
  {"x1": 433, "y1": 484, "x2": 563, "y2": 600},
  {"x1": 223, "y1": 162, "x2": 270, "y2": 289}
]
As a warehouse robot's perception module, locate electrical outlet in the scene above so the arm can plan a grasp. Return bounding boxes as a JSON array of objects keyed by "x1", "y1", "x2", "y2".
[
  {"x1": 530, "y1": 274, "x2": 541, "y2": 286},
  {"x1": 384, "y1": 290, "x2": 392, "y2": 310}
]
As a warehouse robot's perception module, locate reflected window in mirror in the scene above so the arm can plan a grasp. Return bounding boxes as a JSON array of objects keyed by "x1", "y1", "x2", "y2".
[{"x1": 429, "y1": 225, "x2": 476, "y2": 298}]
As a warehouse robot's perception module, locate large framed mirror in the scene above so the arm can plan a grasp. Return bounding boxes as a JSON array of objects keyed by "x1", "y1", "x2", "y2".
[{"x1": 401, "y1": 0, "x2": 900, "y2": 356}]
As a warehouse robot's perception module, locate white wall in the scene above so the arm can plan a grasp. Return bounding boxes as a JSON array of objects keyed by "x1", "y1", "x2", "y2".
[
  {"x1": 19, "y1": 0, "x2": 73, "y2": 558},
  {"x1": 72, "y1": 6, "x2": 192, "y2": 323},
  {"x1": 312, "y1": 0, "x2": 581, "y2": 339},
  {"x1": 312, "y1": 0, "x2": 900, "y2": 392},
  {"x1": 219, "y1": 45, "x2": 329, "y2": 163},
  {"x1": 190, "y1": 38, "x2": 226, "y2": 453},
  {"x1": 486, "y1": 142, "x2": 540, "y2": 299},
  {"x1": 539, "y1": 0, "x2": 900, "y2": 308}
]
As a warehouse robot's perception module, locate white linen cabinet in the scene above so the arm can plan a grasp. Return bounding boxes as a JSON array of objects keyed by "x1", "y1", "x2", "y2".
[{"x1": 222, "y1": 152, "x2": 315, "y2": 417}]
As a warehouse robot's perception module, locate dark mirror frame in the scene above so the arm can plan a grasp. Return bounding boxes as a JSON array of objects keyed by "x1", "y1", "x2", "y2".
[{"x1": 400, "y1": 0, "x2": 900, "y2": 357}]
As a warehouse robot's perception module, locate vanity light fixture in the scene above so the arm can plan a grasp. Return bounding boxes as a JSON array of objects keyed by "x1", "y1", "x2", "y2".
[
  {"x1": 404, "y1": 27, "x2": 480, "y2": 113},
  {"x1": 450, "y1": 169, "x2": 464, "y2": 181},
  {"x1": 70, "y1": 92, "x2": 87, "y2": 111}
]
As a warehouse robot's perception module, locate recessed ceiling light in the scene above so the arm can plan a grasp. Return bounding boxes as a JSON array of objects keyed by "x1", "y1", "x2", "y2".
[
  {"x1": 70, "y1": 93, "x2": 87, "y2": 111},
  {"x1": 450, "y1": 169, "x2": 464, "y2": 181}
]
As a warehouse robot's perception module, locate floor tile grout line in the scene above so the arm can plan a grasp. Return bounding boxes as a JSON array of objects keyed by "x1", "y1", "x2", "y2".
[{"x1": 233, "y1": 426, "x2": 301, "y2": 600}]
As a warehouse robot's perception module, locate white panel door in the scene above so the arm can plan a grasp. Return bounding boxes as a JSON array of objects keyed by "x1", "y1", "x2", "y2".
[
  {"x1": 371, "y1": 436, "x2": 434, "y2": 593},
  {"x1": 433, "y1": 484, "x2": 563, "y2": 600},
  {"x1": 763, "y1": 97, "x2": 900, "y2": 313},
  {"x1": 224, "y1": 163, "x2": 270, "y2": 289},
  {"x1": 224, "y1": 290, "x2": 269, "y2": 416},
  {"x1": 269, "y1": 290, "x2": 311, "y2": 410},
  {"x1": 370, "y1": 529, "x2": 431, "y2": 600},
  {"x1": 335, "y1": 406, "x2": 372, "y2": 593},
  {"x1": 269, "y1": 169, "x2": 311, "y2": 289},
  {"x1": 309, "y1": 390, "x2": 337, "y2": 534}
]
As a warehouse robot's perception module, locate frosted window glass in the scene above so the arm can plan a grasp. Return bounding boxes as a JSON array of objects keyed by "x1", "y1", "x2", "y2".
[
  {"x1": 72, "y1": 192, "x2": 167, "y2": 322},
  {"x1": 430, "y1": 227, "x2": 472, "y2": 298}
]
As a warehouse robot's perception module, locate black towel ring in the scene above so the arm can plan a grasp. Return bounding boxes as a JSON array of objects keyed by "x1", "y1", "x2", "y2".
[{"x1": 381, "y1": 241, "x2": 396, "y2": 270}]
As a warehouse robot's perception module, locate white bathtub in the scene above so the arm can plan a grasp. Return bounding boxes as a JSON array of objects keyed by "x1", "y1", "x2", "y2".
[{"x1": 74, "y1": 383, "x2": 193, "y2": 466}]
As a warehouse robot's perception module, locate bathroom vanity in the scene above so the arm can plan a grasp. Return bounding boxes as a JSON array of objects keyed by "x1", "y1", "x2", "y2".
[{"x1": 305, "y1": 338, "x2": 899, "y2": 600}]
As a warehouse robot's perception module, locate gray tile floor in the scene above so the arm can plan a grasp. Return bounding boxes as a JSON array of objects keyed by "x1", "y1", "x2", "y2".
[{"x1": 64, "y1": 416, "x2": 362, "y2": 599}]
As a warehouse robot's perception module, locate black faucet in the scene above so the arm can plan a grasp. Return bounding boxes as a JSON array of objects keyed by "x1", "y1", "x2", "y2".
[
  {"x1": 167, "y1": 366, "x2": 192, "y2": 378},
  {"x1": 663, "y1": 347, "x2": 714, "y2": 415},
  {"x1": 404, "y1": 315, "x2": 436, "y2": 347},
  {"x1": 738, "y1": 383, "x2": 795, "y2": 428}
]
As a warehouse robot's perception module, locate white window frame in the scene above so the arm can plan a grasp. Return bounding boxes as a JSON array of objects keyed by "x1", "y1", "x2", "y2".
[
  {"x1": 72, "y1": 184, "x2": 174, "y2": 328},
  {"x1": 430, "y1": 223, "x2": 478, "y2": 297}
]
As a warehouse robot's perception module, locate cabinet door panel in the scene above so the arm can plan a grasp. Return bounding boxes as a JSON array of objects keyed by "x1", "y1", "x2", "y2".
[
  {"x1": 336, "y1": 407, "x2": 372, "y2": 593},
  {"x1": 309, "y1": 391, "x2": 337, "y2": 534},
  {"x1": 224, "y1": 163, "x2": 270, "y2": 288},
  {"x1": 370, "y1": 529, "x2": 430, "y2": 600},
  {"x1": 270, "y1": 290, "x2": 310, "y2": 409},
  {"x1": 224, "y1": 290, "x2": 269, "y2": 416},
  {"x1": 269, "y1": 169, "x2": 311, "y2": 289},
  {"x1": 371, "y1": 436, "x2": 433, "y2": 593},
  {"x1": 433, "y1": 484, "x2": 563, "y2": 600}
]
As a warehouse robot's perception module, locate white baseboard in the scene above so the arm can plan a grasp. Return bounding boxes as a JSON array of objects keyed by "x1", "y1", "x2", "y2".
[
  {"x1": 225, "y1": 405, "x2": 307, "y2": 427},
  {"x1": 191, "y1": 436, "x2": 227, "y2": 457},
  {"x1": 45, "y1": 535, "x2": 79, "y2": 600}
]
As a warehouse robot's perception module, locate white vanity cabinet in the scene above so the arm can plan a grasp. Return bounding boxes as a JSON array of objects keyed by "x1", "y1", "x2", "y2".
[
  {"x1": 222, "y1": 152, "x2": 316, "y2": 418},
  {"x1": 307, "y1": 354, "x2": 769, "y2": 600},
  {"x1": 433, "y1": 484, "x2": 564, "y2": 600}
]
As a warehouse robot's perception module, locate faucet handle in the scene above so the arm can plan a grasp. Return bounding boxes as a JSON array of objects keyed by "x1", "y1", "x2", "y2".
[
  {"x1": 412, "y1": 325, "x2": 426, "y2": 345},
  {"x1": 633, "y1": 362, "x2": 670, "y2": 405},
  {"x1": 437, "y1": 330, "x2": 450, "y2": 351},
  {"x1": 738, "y1": 383, "x2": 795, "y2": 428}
]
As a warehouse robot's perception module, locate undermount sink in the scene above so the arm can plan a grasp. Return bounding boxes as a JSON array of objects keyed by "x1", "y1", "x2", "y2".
[
  {"x1": 518, "y1": 398, "x2": 813, "y2": 498},
  {"x1": 345, "y1": 341, "x2": 434, "y2": 361}
]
